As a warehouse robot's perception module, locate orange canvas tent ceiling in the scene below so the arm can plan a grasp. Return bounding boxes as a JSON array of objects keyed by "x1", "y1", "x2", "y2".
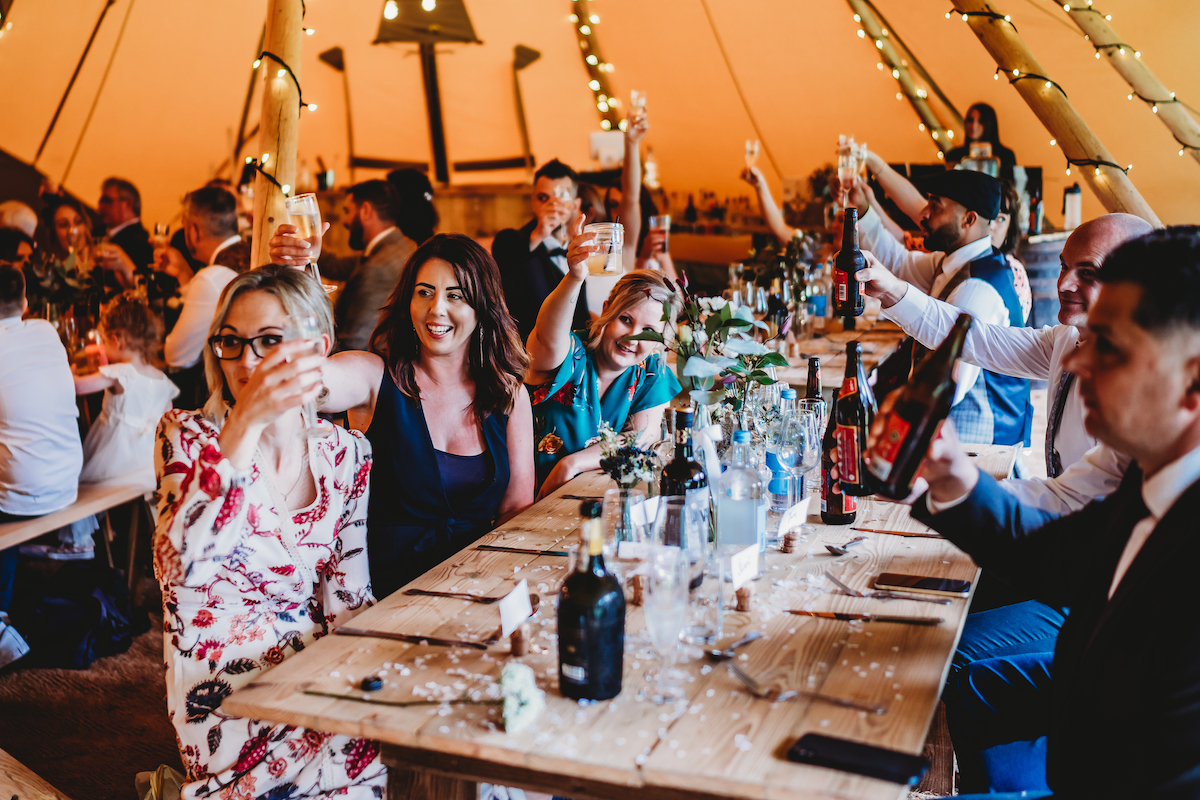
[{"x1": 1, "y1": 0, "x2": 1196, "y2": 227}]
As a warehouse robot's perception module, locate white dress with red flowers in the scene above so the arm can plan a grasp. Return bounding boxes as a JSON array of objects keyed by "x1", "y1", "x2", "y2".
[{"x1": 153, "y1": 409, "x2": 385, "y2": 799}]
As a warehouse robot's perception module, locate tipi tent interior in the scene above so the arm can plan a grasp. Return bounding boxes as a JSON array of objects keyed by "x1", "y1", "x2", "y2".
[{"x1": 1, "y1": 0, "x2": 1197, "y2": 234}]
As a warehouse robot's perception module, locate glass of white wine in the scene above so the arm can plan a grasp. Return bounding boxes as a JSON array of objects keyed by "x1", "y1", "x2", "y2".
[
  {"x1": 284, "y1": 193, "x2": 336, "y2": 294},
  {"x1": 283, "y1": 314, "x2": 331, "y2": 440},
  {"x1": 744, "y1": 139, "x2": 760, "y2": 170}
]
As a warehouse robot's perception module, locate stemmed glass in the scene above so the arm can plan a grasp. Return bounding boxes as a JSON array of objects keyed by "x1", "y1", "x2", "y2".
[
  {"x1": 602, "y1": 486, "x2": 646, "y2": 586},
  {"x1": 837, "y1": 137, "x2": 858, "y2": 212},
  {"x1": 284, "y1": 193, "x2": 336, "y2": 294},
  {"x1": 644, "y1": 545, "x2": 688, "y2": 704},
  {"x1": 744, "y1": 140, "x2": 760, "y2": 170},
  {"x1": 283, "y1": 314, "x2": 332, "y2": 439},
  {"x1": 779, "y1": 407, "x2": 822, "y2": 536}
]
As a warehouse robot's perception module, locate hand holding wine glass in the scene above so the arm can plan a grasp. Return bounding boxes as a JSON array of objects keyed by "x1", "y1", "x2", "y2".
[
  {"x1": 268, "y1": 222, "x2": 330, "y2": 268},
  {"x1": 283, "y1": 314, "x2": 332, "y2": 440}
]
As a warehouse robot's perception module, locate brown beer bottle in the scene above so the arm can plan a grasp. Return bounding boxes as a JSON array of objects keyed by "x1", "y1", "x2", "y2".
[
  {"x1": 833, "y1": 208, "x2": 866, "y2": 321},
  {"x1": 835, "y1": 342, "x2": 877, "y2": 497},
  {"x1": 867, "y1": 313, "x2": 973, "y2": 499},
  {"x1": 820, "y1": 384, "x2": 856, "y2": 525}
]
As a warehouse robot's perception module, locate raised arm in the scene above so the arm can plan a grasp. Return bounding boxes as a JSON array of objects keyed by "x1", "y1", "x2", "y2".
[
  {"x1": 855, "y1": 147, "x2": 927, "y2": 225},
  {"x1": 740, "y1": 166, "x2": 795, "y2": 246},
  {"x1": 319, "y1": 350, "x2": 386, "y2": 430},
  {"x1": 619, "y1": 110, "x2": 649, "y2": 271},
  {"x1": 525, "y1": 219, "x2": 597, "y2": 377}
]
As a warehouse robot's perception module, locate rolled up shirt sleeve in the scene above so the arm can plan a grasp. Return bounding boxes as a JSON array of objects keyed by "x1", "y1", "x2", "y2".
[
  {"x1": 858, "y1": 207, "x2": 941, "y2": 293},
  {"x1": 943, "y1": 277, "x2": 1007, "y2": 406}
]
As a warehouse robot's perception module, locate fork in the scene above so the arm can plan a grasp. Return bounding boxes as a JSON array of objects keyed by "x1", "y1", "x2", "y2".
[
  {"x1": 824, "y1": 571, "x2": 951, "y2": 605},
  {"x1": 726, "y1": 662, "x2": 887, "y2": 715}
]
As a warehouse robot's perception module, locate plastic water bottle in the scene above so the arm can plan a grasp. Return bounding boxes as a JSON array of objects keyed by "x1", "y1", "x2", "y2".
[
  {"x1": 765, "y1": 388, "x2": 798, "y2": 540},
  {"x1": 716, "y1": 430, "x2": 766, "y2": 567}
]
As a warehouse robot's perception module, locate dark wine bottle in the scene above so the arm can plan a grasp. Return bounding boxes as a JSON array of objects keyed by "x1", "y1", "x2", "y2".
[
  {"x1": 805, "y1": 357, "x2": 822, "y2": 400},
  {"x1": 833, "y1": 208, "x2": 866, "y2": 320},
  {"x1": 867, "y1": 313, "x2": 974, "y2": 499},
  {"x1": 557, "y1": 499, "x2": 626, "y2": 700},
  {"x1": 659, "y1": 407, "x2": 708, "y2": 505},
  {"x1": 835, "y1": 342, "x2": 877, "y2": 497},
  {"x1": 820, "y1": 384, "x2": 856, "y2": 525}
]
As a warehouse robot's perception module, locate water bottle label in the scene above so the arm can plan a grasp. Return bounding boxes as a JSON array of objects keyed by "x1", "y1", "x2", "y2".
[
  {"x1": 835, "y1": 424, "x2": 861, "y2": 485},
  {"x1": 868, "y1": 413, "x2": 911, "y2": 480},
  {"x1": 812, "y1": 295, "x2": 827, "y2": 316},
  {"x1": 765, "y1": 451, "x2": 791, "y2": 496}
]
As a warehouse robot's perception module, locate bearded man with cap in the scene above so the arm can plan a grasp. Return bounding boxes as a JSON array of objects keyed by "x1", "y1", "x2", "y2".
[{"x1": 845, "y1": 170, "x2": 1033, "y2": 446}]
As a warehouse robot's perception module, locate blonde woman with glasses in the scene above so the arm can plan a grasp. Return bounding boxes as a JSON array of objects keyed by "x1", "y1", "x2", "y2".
[{"x1": 152, "y1": 265, "x2": 383, "y2": 798}]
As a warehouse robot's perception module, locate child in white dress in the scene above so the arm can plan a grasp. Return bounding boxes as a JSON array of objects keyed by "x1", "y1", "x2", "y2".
[{"x1": 22, "y1": 293, "x2": 179, "y2": 559}]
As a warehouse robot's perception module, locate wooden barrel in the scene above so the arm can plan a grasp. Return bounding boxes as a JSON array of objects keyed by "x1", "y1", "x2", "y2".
[{"x1": 1020, "y1": 232, "x2": 1070, "y2": 328}]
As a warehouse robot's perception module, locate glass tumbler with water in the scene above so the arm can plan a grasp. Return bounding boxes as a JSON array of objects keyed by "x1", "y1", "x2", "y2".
[
  {"x1": 283, "y1": 314, "x2": 330, "y2": 439},
  {"x1": 644, "y1": 545, "x2": 688, "y2": 704},
  {"x1": 584, "y1": 222, "x2": 624, "y2": 275}
]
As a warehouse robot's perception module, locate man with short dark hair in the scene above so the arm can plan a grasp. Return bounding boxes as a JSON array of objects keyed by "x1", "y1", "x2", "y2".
[
  {"x1": 493, "y1": 159, "x2": 591, "y2": 342},
  {"x1": 910, "y1": 227, "x2": 1200, "y2": 797},
  {"x1": 313, "y1": 179, "x2": 417, "y2": 352},
  {"x1": 0, "y1": 264, "x2": 84, "y2": 667},
  {"x1": 96, "y1": 176, "x2": 153, "y2": 269},
  {"x1": 0, "y1": 229, "x2": 34, "y2": 271}
]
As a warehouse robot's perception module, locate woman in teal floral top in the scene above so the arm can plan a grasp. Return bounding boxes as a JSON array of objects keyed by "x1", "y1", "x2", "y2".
[{"x1": 526, "y1": 221, "x2": 681, "y2": 497}]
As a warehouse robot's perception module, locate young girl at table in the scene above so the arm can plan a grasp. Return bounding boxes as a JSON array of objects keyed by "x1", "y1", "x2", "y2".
[
  {"x1": 21, "y1": 292, "x2": 178, "y2": 560},
  {"x1": 525, "y1": 218, "x2": 681, "y2": 498}
]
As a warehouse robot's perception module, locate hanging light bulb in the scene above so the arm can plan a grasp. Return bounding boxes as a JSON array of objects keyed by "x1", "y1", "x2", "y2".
[
  {"x1": 875, "y1": 39, "x2": 883, "y2": 49},
  {"x1": 1095, "y1": 52, "x2": 1100, "y2": 58},
  {"x1": 281, "y1": 184, "x2": 292, "y2": 195},
  {"x1": 1118, "y1": 47, "x2": 1125, "y2": 55},
  {"x1": 1050, "y1": 138, "x2": 1057, "y2": 146},
  {"x1": 1153, "y1": 104, "x2": 1159, "y2": 113},
  {"x1": 945, "y1": 11, "x2": 952, "y2": 18},
  {"x1": 892, "y1": 68, "x2": 900, "y2": 78},
  {"x1": 600, "y1": 119, "x2": 611, "y2": 131},
  {"x1": 1105, "y1": 14, "x2": 1111, "y2": 19},
  {"x1": 1004, "y1": 14, "x2": 1011, "y2": 21},
  {"x1": 962, "y1": 13, "x2": 968, "y2": 20},
  {"x1": 307, "y1": 103, "x2": 318, "y2": 111},
  {"x1": 1063, "y1": 3, "x2": 1071, "y2": 11},
  {"x1": 1127, "y1": 164, "x2": 1133, "y2": 171},
  {"x1": 877, "y1": 62, "x2": 884, "y2": 70},
  {"x1": 277, "y1": 68, "x2": 286, "y2": 78},
  {"x1": 1013, "y1": 68, "x2": 1020, "y2": 76},
  {"x1": 1066, "y1": 166, "x2": 1072, "y2": 175},
  {"x1": 588, "y1": 79, "x2": 600, "y2": 90},
  {"x1": 918, "y1": 123, "x2": 926, "y2": 131},
  {"x1": 1094, "y1": 167, "x2": 1100, "y2": 176},
  {"x1": 854, "y1": 13, "x2": 861, "y2": 21},
  {"x1": 1127, "y1": 93, "x2": 1134, "y2": 100},
  {"x1": 383, "y1": 0, "x2": 399, "y2": 20},
  {"x1": 304, "y1": 28, "x2": 315, "y2": 35},
  {"x1": 947, "y1": 130, "x2": 954, "y2": 139},
  {"x1": 569, "y1": 13, "x2": 578, "y2": 22},
  {"x1": 1045, "y1": 80, "x2": 1053, "y2": 88},
  {"x1": 618, "y1": 119, "x2": 628, "y2": 132},
  {"x1": 421, "y1": 0, "x2": 436, "y2": 11},
  {"x1": 1135, "y1": 51, "x2": 1141, "y2": 57},
  {"x1": 253, "y1": 58, "x2": 262, "y2": 69},
  {"x1": 932, "y1": 131, "x2": 939, "y2": 140},
  {"x1": 586, "y1": 54, "x2": 598, "y2": 65},
  {"x1": 262, "y1": 152, "x2": 270, "y2": 164},
  {"x1": 857, "y1": 29, "x2": 865, "y2": 38},
  {"x1": 597, "y1": 101, "x2": 609, "y2": 112},
  {"x1": 579, "y1": 24, "x2": 591, "y2": 34},
  {"x1": 589, "y1": 14, "x2": 600, "y2": 23}
]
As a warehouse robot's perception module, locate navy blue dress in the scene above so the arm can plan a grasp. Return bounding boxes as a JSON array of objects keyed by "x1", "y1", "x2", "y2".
[{"x1": 365, "y1": 371, "x2": 510, "y2": 598}]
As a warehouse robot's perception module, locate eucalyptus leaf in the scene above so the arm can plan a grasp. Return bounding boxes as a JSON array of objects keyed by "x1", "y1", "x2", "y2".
[
  {"x1": 690, "y1": 389, "x2": 726, "y2": 405},
  {"x1": 754, "y1": 376, "x2": 776, "y2": 385},
  {"x1": 759, "y1": 352, "x2": 790, "y2": 367},
  {"x1": 682, "y1": 355, "x2": 735, "y2": 378},
  {"x1": 621, "y1": 331, "x2": 665, "y2": 343},
  {"x1": 722, "y1": 338, "x2": 770, "y2": 357}
]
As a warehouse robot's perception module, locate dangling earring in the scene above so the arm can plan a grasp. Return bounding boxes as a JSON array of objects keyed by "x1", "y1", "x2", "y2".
[
  {"x1": 412, "y1": 325, "x2": 420, "y2": 355},
  {"x1": 477, "y1": 328, "x2": 485, "y2": 365}
]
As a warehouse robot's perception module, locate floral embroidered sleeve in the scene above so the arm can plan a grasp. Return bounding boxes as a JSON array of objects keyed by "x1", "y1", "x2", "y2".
[
  {"x1": 319, "y1": 428, "x2": 375, "y2": 627},
  {"x1": 155, "y1": 409, "x2": 255, "y2": 589}
]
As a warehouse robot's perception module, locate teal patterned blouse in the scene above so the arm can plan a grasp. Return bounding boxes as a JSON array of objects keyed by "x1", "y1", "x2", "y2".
[{"x1": 529, "y1": 331, "x2": 681, "y2": 491}]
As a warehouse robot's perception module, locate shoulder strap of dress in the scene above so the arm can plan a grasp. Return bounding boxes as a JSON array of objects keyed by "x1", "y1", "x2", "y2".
[{"x1": 254, "y1": 446, "x2": 318, "y2": 588}]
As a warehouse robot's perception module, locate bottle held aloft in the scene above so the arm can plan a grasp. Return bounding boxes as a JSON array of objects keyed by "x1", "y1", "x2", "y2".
[
  {"x1": 833, "y1": 208, "x2": 866, "y2": 320},
  {"x1": 835, "y1": 342, "x2": 876, "y2": 497},
  {"x1": 557, "y1": 499, "x2": 626, "y2": 701},
  {"x1": 867, "y1": 313, "x2": 973, "y2": 499}
]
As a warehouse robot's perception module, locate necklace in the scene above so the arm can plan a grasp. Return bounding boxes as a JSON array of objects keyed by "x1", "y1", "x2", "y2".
[{"x1": 281, "y1": 445, "x2": 311, "y2": 503}]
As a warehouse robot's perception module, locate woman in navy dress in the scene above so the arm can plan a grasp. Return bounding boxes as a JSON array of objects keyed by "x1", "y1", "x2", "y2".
[{"x1": 269, "y1": 232, "x2": 534, "y2": 597}]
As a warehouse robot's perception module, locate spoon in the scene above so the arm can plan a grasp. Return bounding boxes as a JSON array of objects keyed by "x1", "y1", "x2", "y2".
[
  {"x1": 825, "y1": 535, "x2": 868, "y2": 556},
  {"x1": 706, "y1": 630, "x2": 763, "y2": 662}
]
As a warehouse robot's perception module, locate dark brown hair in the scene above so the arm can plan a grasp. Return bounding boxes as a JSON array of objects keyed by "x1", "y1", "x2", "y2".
[
  {"x1": 370, "y1": 233, "x2": 528, "y2": 421},
  {"x1": 997, "y1": 180, "x2": 1021, "y2": 257},
  {"x1": 100, "y1": 291, "x2": 164, "y2": 362}
]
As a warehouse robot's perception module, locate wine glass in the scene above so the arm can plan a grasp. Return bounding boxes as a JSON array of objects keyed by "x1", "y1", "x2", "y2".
[
  {"x1": 284, "y1": 193, "x2": 336, "y2": 294},
  {"x1": 603, "y1": 486, "x2": 646, "y2": 585},
  {"x1": 779, "y1": 408, "x2": 821, "y2": 535},
  {"x1": 744, "y1": 140, "x2": 760, "y2": 170},
  {"x1": 644, "y1": 545, "x2": 688, "y2": 704},
  {"x1": 283, "y1": 314, "x2": 332, "y2": 440},
  {"x1": 151, "y1": 223, "x2": 170, "y2": 248}
]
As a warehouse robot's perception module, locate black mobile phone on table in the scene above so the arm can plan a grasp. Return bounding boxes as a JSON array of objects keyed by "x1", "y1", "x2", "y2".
[
  {"x1": 786, "y1": 733, "x2": 929, "y2": 785},
  {"x1": 873, "y1": 572, "x2": 971, "y2": 598}
]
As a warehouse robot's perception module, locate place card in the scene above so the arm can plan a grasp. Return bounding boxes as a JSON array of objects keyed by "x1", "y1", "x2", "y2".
[
  {"x1": 633, "y1": 496, "x2": 659, "y2": 527},
  {"x1": 617, "y1": 541, "x2": 649, "y2": 560},
  {"x1": 499, "y1": 579, "x2": 533, "y2": 639},
  {"x1": 778, "y1": 496, "x2": 811, "y2": 536},
  {"x1": 730, "y1": 545, "x2": 758, "y2": 592}
]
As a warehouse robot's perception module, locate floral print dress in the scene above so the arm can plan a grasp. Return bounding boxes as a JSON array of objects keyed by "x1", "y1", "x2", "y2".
[{"x1": 154, "y1": 409, "x2": 385, "y2": 800}]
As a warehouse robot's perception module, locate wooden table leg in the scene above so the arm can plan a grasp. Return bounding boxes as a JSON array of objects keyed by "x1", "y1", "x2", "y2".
[
  {"x1": 382, "y1": 746, "x2": 476, "y2": 800},
  {"x1": 125, "y1": 500, "x2": 140, "y2": 592}
]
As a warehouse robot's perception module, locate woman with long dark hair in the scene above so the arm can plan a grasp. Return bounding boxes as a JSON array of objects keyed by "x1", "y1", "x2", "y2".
[
  {"x1": 386, "y1": 168, "x2": 439, "y2": 246},
  {"x1": 269, "y1": 232, "x2": 534, "y2": 597},
  {"x1": 947, "y1": 102, "x2": 1017, "y2": 177}
]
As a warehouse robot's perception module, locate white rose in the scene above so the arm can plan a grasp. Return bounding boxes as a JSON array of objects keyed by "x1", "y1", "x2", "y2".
[{"x1": 678, "y1": 324, "x2": 693, "y2": 345}]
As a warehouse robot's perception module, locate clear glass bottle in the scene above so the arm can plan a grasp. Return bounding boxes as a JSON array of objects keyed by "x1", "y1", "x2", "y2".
[
  {"x1": 715, "y1": 430, "x2": 766, "y2": 567},
  {"x1": 764, "y1": 388, "x2": 798, "y2": 539}
]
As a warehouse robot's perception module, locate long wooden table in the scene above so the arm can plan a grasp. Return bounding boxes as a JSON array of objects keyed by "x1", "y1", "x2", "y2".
[{"x1": 225, "y1": 451, "x2": 1014, "y2": 800}]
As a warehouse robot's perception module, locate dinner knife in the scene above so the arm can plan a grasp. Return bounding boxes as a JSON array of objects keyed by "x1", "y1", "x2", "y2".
[
  {"x1": 786, "y1": 610, "x2": 943, "y2": 626},
  {"x1": 475, "y1": 544, "x2": 569, "y2": 557},
  {"x1": 334, "y1": 626, "x2": 489, "y2": 649}
]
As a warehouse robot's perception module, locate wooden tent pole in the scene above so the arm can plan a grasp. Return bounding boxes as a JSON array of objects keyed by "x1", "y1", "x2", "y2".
[
  {"x1": 250, "y1": 0, "x2": 303, "y2": 269},
  {"x1": 948, "y1": 0, "x2": 1160, "y2": 226},
  {"x1": 847, "y1": 0, "x2": 956, "y2": 159},
  {"x1": 1064, "y1": 6, "x2": 1200, "y2": 169}
]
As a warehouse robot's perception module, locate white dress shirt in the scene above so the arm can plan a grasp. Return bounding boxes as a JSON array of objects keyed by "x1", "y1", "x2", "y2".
[
  {"x1": 1109, "y1": 444, "x2": 1200, "y2": 598},
  {"x1": 164, "y1": 235, "x2": 241, "y2": 368},
  {"x1": 0, "y1": 316, "x2": 83, "y2": 515},
  {"x1": 106, "y1": 217, "x2": 141, "y2": 238},
  {"x1": 859, "y1": 208, "x2": 1007, "y2": 405}
]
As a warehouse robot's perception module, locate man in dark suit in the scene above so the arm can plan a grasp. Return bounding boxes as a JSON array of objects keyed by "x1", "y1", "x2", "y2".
[
  {"x1": 493, "y1": 159, "x2": 591, "y2": 342},
  {"x1": 92, "y1": 176, "x2": 157, "y2": 297},
  {"x1": 318, "y1": 179, "x2": 416, "y2": 352},
  {"x1": 903, "y1": 227, "x2": 1200, "y2": 798}
]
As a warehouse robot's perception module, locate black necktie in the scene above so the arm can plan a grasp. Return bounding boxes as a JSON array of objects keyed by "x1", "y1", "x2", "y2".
[
  {"x1": 546, "y1": 247, "x2": 568, "y2": 258},
  {"x1": 1046, "y1": 370, "x2": 1075, "y2": 478}
]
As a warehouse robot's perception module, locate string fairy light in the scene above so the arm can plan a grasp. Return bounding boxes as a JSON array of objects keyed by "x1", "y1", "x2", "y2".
[
  {"x1": 258, "y1": 50, "x2": 317, "y2": 114},
  {"x1": 569, "y1": 0, "x2": 619, "y2": 130},
  {"x1": 993, "y1": 67, "x2": 1068, "y2": 98},
  {"x1": 946, "y1": 8, "x2": 1018, "y2": 31}
]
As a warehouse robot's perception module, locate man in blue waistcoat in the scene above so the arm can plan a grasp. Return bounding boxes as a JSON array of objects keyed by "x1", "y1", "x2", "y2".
[{"x1": 846, "y1": 170, "x2": 1032, "y2": 446}]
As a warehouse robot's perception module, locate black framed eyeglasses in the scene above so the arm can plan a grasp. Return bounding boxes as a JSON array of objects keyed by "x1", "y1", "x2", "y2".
[{"x1": 208, "y1": 333, "x2": 284, "y2": 360}]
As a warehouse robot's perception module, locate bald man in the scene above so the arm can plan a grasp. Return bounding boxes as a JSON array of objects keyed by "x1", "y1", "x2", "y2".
[{"x1": 0, "y1": 201, "x2": 37, "y2": 239}]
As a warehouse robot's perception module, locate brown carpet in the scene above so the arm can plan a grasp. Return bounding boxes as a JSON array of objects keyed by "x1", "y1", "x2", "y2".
[{"x1": 0, "y1": 608, "x2": 183, "y2": 800}]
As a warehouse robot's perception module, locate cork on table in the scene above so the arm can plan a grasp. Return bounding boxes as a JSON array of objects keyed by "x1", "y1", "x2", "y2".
[{"x1": 224, "y1": 453, "x2": 1013, "y2": 800}]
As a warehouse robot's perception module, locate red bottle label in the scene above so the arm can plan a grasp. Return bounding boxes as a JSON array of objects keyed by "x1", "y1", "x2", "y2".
[
  {"x1": 834, "y1": 269, "x2": 849, "y2": 302},
  {"x1": 838, "y1": 377, "x2": 857, "y2": 399},
  {"x1": 836, "y1": 424, "x2": 861, "y2": 485},
  {"x1": 821, "y1": 466, "x2": 856, "y2": 514},
  {"x1": 868, "y1": 413, "x2": 911, "y2": 480}
]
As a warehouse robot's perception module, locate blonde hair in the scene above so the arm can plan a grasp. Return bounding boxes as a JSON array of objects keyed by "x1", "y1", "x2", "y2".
[
  {"x1": 99, "y1": 292, "x2": 163, "y2": 363},
  {"x1": 587, "y1": 269, "x2": 678, "y2": 349},
  {"x1": 201, "y1": 265, "x2": 334, "y2": 422}
]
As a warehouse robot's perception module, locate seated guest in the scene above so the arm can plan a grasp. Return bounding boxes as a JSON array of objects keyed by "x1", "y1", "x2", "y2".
[
  {"x1": 0, "y1": 229, "x2": 34, "y2": 272},
  {"x1": 0, "y1": 200, "x2": 38, "y2": 239},
  {"x1": 92, "y1": 177, "x2": 153, "y2": 292},
  {"x1": 908, "y1": 226, "x2": 1200, "y2": 797},
  {"x1": 493, "y1": 159, "x2": 591, "y2": 342},
  {"x1": 845, "y1": 171, "x2": 1033, "y2": 446},
  {"x1": 994, "y1": 181, "x2": 1031, "y2": 323},
  {"x1": 386, "y1": 167, "x2": 439, "y2": 245},
  {"x1": 270, "y1": 232, "x2": 534, "y2": 597},
  {"x1": 154, "y1": 265, "x2": 383, "y2": 797},
  {"x1": 947, "y1": 102, "x2": 1018, "y2": 181},
  {"x1": 161, "y1": 186, "x2": 243, "y2": 370},
  {"x1": 0, "y1": 264, "x2": 83, "y2": 666},
  {"x1": 527, "y1": 219, "x2": 681, "y2": 497}
]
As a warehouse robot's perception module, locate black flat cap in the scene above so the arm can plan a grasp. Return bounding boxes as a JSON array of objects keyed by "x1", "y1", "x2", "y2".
[{"x1": 918, "y1": 169, "x2": 1001, "y2": 220}]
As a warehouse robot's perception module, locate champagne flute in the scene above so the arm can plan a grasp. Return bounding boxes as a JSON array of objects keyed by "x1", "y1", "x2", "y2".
[
  {"x1": 644, "y1": 545, "x2": 688, "y2": 704},
  {"x1": 151, "y1": 223, "x2": 170, "y2": 248},
  {"x1": 284, "y1": 193, "x2": 336, "y2": 294},
  {"x1": 283, "y1": 314, "x2": 331, "y2": 440},
  {"x1": 603, "y1": 486, "x2": 646, "y2": 586},
  {"x1": 744, "y1": 139, "x2": 760, "y2": 170}
]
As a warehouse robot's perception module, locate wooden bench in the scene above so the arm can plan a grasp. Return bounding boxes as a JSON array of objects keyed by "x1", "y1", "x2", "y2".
[
  {"x1": 0, "y1": 480, "x2": 150, "y2": 589},
  {"x1": 0, "y1": 747, "x2": 74, "y2": 800}
]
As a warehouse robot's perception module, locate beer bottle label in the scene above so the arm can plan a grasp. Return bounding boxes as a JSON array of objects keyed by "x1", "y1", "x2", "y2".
[
  {"x1": 838, "y1": 377, "x2": 857, "y2": 398},
  {"x1": 835, "y1": 424, "x2": 861, "y2": 485},
  {"x1": 868, "y1": 413, "x2": 911, "y2": 480},
  {"x1": 834, "y1": 269, "x2": 849, "y2": 302},
  {"x1": 822, "y1": 466, "x2": 856, "y2": 513}
]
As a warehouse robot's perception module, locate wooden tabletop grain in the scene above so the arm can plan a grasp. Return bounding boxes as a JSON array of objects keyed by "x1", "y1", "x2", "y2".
[{"x1": 224, "y1": 448, "x2": 1013, "y2": 800}]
